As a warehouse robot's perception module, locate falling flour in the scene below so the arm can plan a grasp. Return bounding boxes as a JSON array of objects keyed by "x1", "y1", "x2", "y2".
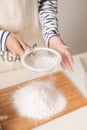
[{"x1": 13, "y1": 81, "x2": 67, "y2": 120}]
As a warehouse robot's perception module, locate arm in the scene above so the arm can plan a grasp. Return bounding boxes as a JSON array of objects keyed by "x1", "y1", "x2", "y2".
[
  {"x1": 38, "y1": 0, "x2": 60, "y2": 47},
  {"x1": 38, "y1": 0, "x2": 74, "y2": 71},
  {"x1": 0, "y1": 30, "x2": 29, "y2": 55}
]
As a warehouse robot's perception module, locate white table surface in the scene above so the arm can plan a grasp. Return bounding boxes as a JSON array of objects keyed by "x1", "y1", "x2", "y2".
[
  {"x1": 0, "y1": 52, "x2": 87, "y2": 130},
  {"x1": 33, "y1": 106, "x2": 87, "y2": 130}
]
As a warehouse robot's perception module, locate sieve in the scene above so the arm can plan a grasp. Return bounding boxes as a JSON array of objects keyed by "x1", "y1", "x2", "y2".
[{"x1": 21, "y1": 47, "x2": 62, "y2": 73}]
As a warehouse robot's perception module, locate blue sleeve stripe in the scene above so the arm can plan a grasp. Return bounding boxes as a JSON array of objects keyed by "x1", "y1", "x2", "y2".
[
  {"x1": 2, "y1": 31, "x2": 10, "y2": 51},
  {"x1": 4, "y1": 32, "x2": 11, "y2": 51},
  {"x1": 0, "y1": 30, "x2": 4, "y2": 50},
  {"x1": 0, "y1": 30, "x2": 10, "y2": 51},
  {"x1": 1, "y1": 31, "x2": 6, "y2": 47}
]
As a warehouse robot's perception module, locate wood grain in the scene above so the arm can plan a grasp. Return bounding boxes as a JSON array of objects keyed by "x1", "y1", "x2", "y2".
[{"x1": 0, "y1": 72, "x2": 87, "y2": 130}]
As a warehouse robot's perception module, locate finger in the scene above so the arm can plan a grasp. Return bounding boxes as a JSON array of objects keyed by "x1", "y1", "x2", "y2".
[
  {"x1": 16, "y1": 45, "x2": 24, "y2": 55},
  {"x1": 64, "y1": 49, "x2": 74, "y2": 64},
  {"x1": 23, "y1": 42, "x2": 31, "y2": 51},
  {"x1": 11, "y1": 49, "x2": 24, "y2": 56},
  {"x1": 13, "y1": 41, "x2": 24, "y2": 55},
  {"x1": 51, "y1": 45, "x2": 73, "y2": 71},
  {"x1": 60, "y1": 62, "x2": 66, "y2": 70},
  {"x1": 61, "y1": 61, "x2": 73, "y2": 72},
  {"x1": 55, "y1": 48, "x2": 73, "y2": 69},
  {"x1": 7, "y1": 33, "x2": 24, "y2": 55},
  {"x1": 62, "y1": 54, "x2": 73, "y2": 72},
  {"x1": 19, "y1": 40, "x2": 29, "y2": 51},
  {"x1": 63, "y1": 54, "x2": 73, "y2": 71},
  {"x1": 62, "y1": 44, "x2": 70, "y2": 49},
  {"x1": 62, "y1": 60, "x2": 73, "y2": 72},
  {"x1": 61, "y1": 61, "x2": 68, "y2": 71},
  {"x1": 16, "y1": 36, "x2": 29, "y2": 51},
  {"x1": 52, "y1": 43, "x2": 74, "y2": 68},
  {"x1": 61, "y1": 54, "x2": 69, "y2": 70},
  {"x1": 10, "y1": 51, "x2": 17, "y2": 56}
]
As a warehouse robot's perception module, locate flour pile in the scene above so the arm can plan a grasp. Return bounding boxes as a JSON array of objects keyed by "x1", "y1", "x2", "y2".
[{"x1": 13, "y1": 81, "x2": 67, "y2": 120}]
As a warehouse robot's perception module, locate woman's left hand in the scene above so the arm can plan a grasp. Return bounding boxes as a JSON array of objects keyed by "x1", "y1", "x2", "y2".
[{"x1": 48, "y1": 36, "x2": 74, "y2": 72}]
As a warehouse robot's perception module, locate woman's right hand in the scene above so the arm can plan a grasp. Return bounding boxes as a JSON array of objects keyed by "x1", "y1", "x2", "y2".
[{"x1": 6, "y1": 33, "x2": 30, "y2": 55}]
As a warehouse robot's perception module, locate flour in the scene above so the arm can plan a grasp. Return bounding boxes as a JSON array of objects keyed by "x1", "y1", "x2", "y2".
[
  {"x1": 13, "y1": 81, "x2": 67, "y2": 120},
  {"x1": 26, "y1": 50, "x2": 59, "y2": 71},
  {"x1": 32, "y1": 56, "x2": 57, "y2": 69}
]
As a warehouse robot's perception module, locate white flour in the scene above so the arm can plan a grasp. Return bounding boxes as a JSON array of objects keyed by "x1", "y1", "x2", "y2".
[
  {"x1": 32, "y1": 56, "x2": 57, "y2": 69},
  {"x1": 13, "y1": 81, "x2": 67, "y2": 120}
]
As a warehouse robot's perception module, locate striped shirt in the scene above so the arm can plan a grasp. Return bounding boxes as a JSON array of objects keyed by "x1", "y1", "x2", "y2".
[{"x1": 0, "y1": 0, "x2": 60, "y2": 51}]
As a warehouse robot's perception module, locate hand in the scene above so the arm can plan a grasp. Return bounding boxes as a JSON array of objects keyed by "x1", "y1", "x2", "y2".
[
  {"x1": 48, "y1": 36, "x2": 74, "y2": 72},
  {"x1": 6, "y1": 33, "x2": 30, "y2": 55}
]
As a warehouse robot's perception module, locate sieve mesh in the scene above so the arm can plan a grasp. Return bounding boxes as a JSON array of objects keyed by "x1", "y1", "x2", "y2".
[{"x1": 21, "y1": 48, "x2": 62, "y2": 73}]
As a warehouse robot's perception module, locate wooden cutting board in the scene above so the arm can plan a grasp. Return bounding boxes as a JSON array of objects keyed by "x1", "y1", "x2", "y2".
[{"x1": 0, "y1": 72, "x2": 87, "y2": 130}]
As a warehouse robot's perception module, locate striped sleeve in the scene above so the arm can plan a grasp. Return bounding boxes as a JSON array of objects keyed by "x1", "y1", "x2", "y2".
[
  {"x1": 38, "y1": 0, "x2": 60, "y2": 47},
  {"x1": 0, "y1": 30, "x2": 10, "y2": 51}
]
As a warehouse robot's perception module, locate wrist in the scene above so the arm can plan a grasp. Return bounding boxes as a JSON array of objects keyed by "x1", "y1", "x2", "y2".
[{"x1": 48, "y1": 35, "x2": 61, "y2": 47}]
